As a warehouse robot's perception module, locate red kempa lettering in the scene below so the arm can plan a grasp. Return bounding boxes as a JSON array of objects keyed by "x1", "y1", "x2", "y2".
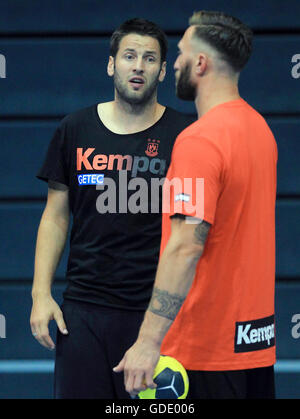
[
  {"x1": 93, "y1": 154, "x2": 108, "y2": 170},
  {"x1": 107, "y1": 155, "x2": 133, "y2": 171},
  {"x1": 77, "y1": 149, "x2": 134, "y2": 171},
  {"x1": 77, "y1": 148, "x2": 95, "y2": 170},
  {"x1": 76, "y1": 148, "x2": 165, "y2": 176}
]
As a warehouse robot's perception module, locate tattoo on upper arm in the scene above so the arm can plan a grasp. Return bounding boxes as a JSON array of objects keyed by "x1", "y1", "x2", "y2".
[
  {"x1": 48, "y1": 180, "x2": 68, "y2": 191},
  {"x1": 194, "y1": 220, "x2": 211, "y2": 246},
  {"x1": 148, "y1": 287, "x2": 185, "y2": 321}
]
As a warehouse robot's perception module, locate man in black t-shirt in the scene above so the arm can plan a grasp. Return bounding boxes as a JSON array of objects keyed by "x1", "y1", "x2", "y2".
[{"x1": 30, "y1": 18, "x2": 194, "y2": 399}]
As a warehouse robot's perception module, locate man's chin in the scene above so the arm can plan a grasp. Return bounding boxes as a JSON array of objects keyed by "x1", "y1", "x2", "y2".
[
  {"x1": 127, "y1": 95, "x2": 148, "y2": 106},
  {"x1": 118, "y1": 92, "x2": 145, "y2": 105},
  {"x1": 117, "y1": 87, "x2": 156, "y2": 106}
]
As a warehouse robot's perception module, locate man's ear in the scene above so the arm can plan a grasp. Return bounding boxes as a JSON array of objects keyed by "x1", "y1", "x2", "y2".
[
  {"x1": 107, "y1": 56, "x2": 115, "y2": 77},
  {"x1": 195, "y1": 53, "x2": 208, "y2": 76},
  {"x1": 159, "y1": 61, "x2": 167, "y2": 82}
]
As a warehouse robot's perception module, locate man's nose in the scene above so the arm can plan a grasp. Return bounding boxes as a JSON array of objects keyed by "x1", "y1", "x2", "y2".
[
  {"x1": 174, "y1": 56, "x2": 180, "y2": 71},
  {"x1": 134, "y1": 57, "x2": 145, "y2": 73}
]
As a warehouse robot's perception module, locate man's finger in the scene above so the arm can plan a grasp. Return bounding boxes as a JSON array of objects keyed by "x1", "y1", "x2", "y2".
[
  {"x1": 113, "y1": 357, "x2": 125, "y2": 373},
  {"x1": 132, "y1": 371, "x2": 144, "y2": 394},
  {"x1": 126, "y1": 370, "x2": 147, "y2": 395},
  {"x1": 145, "y1": 370, "x2": 157, "y2": 389},
  {"x1": 31, "y1": 323, "x2": 53, "y2": 350},
  {"x1": 30, "y1": 322, "x2": 39, "y2": 338},
  {"x1": 54, "y1": 311, "x2": 68, "y2": 335},
  {"x1": 40, "y1": 333, "x2": 55, "y2": 350},
  {"x1": 129, "y1": 372, "x2": 148, "y2": 397},
  {"x1": 124, "y1": 369, "x2": 128, "y2": 390},
  {"x1": 39, "y1": 324, "x2": 55, "y2": 350},
  {"x1": 125, "y1": 370, "x2": 136, "y2": 394}
]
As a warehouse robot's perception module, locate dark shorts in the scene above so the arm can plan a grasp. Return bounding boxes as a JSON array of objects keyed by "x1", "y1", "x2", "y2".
[
  {"x1": 54, "y1": 299, "x2": 145, "y2": 399},
  {"x1": 54, "y1": 299, "x2": 275, "y2": 399},
  {"x1": 186, "y1": 365, "x2": 275, "y2": 399}
]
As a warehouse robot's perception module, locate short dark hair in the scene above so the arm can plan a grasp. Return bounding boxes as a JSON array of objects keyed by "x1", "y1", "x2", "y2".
[
  {"x1": 189, "y1": 11, "x2": 253, "y2": 73},
  {"x1": 110, "y1": 18, "x2": 168, "y2": 63}
]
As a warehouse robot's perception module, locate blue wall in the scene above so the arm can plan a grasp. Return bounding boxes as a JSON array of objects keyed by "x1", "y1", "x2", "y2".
[{"x1": 0, "y1": 0, "x2": 300, "y2": 399}]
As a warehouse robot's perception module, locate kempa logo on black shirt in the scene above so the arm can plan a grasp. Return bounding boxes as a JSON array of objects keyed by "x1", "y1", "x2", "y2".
[
  {"x1": 77, "y1": 148, "x2": 166, "y2": 178},
  {"x1": 234, "y1": 315, "x2": 275, "y2": 353}
]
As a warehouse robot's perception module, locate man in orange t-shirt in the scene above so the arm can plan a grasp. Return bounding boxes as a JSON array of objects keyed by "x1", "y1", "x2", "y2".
[{"x1": 114, "y1": 11, "x2": 277, "y2": 399}]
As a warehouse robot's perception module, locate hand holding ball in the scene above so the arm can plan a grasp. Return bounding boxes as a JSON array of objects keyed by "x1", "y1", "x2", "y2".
[{"x1": 137, "y1": 355, "x2": 189, "y2": 399}]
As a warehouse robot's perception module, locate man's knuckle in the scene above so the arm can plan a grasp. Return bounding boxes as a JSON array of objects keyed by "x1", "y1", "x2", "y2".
[{"x1": 40, "y1": 333, "x2": 49, "y2": 339}]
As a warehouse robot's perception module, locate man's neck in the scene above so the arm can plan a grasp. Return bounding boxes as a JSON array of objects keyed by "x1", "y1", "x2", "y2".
[
  {"x1": 195, "y1": 78, "x2": 240, "y2": 119},
  {"x1": 98, "y1": 96, "x2": 165, "y2": 135}
]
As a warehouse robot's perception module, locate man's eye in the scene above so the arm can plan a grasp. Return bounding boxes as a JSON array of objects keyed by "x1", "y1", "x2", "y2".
[
  {"x1": 125, "y1": 54, "x2": 134, "y2": 60},
  {"x1": 146, "y1": 56, "x2": 156, "y2": 62}
]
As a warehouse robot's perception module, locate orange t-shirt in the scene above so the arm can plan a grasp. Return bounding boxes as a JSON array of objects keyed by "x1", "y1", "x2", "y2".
[{"x1": 160, "y1": 99, "x2": 278, "y2": 371}]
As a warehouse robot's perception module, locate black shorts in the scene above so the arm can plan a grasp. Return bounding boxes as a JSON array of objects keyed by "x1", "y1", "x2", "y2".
[
  {"x1": 54, "y1": 299, "x2": 145, "y2": 399},
  {"x1": 186, "y1": 365, "x2": 275, "y2": 399},
  {"x1": 54, "y1": 299, "x2": 275, "y2": 399}
]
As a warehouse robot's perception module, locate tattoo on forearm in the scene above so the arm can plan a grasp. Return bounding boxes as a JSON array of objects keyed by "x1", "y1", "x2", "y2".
[
  {"x1": 194, "y1": 220, "x2": 210, "y2": 245},
  {"x1": 148, "y1": 287, "x2": 185, "y2": 321}
]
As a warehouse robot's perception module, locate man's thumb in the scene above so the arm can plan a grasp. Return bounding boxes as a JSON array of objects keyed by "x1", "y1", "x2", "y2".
[
  {"x1": 113, "y1": 357, "x2": 125, "y2": 373},
  {"x1": 54, "y1": 311, "x2": 68, "y2": 335}
]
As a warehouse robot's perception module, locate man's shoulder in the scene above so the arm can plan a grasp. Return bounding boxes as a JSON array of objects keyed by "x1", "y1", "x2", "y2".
[{"x1": 174, "y1": 119, "x2": 220, "y2": 154}]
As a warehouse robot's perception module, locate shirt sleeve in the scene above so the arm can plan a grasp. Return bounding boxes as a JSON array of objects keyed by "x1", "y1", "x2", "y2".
[
  {"x1": 36, "y1": 120, "x2": 70, "y2": 187},
  {"x1": 163, "y1": 135, "x2": 224, "y2": 224}
]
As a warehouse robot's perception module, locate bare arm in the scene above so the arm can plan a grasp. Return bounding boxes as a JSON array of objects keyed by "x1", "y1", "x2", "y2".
[
  {"x1": 114, "y1": 215, "x2": 210, "y2": 395},
  {"x1": 30, "y1": 181, "x2": 70, "y2": 349},
  {"x1": 139, "y1": 216, "x2": 210, "y2": 344}
]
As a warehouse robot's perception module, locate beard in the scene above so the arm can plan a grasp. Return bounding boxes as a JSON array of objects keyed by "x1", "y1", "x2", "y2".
[
  {"x1": 113, "y1": 67, "x2": 161, "y2": 107},
  {"x1": 176, "y1": 61, "x2": 196, "y2": 101}
]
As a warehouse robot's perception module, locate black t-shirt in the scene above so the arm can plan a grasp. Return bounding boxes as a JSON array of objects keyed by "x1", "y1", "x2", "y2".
[{"x1": 37, "y1": 105, "x2": 195, "y2": 310}]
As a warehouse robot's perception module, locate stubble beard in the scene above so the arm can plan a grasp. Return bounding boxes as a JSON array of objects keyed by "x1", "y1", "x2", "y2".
[
  {"x1": 113, "y1": 67, "x2": 161, "y2": 110},
  {"x1": 176, "y1": 61, "x2": 196, "y2": 101}
]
